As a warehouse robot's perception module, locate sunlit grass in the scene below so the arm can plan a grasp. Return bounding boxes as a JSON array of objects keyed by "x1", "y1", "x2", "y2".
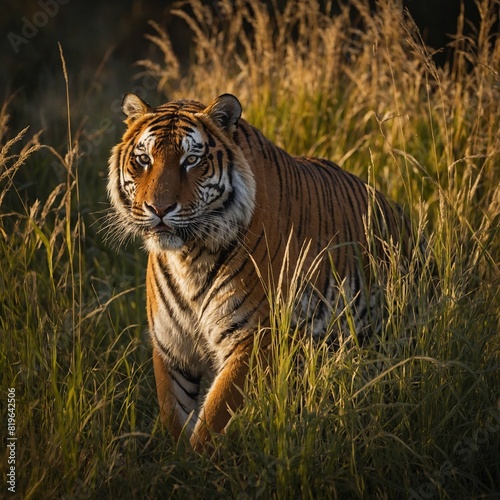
[{"x1": 1, "y1": 0, "x2": 499, "y2": 497}]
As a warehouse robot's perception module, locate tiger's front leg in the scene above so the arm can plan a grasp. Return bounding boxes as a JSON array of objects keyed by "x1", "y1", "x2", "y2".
[
  {"x1": 190, "y1": 338, "x2": 264, "y2": 452},
  {"x1": 152, "y1": 347, "x2": 201, "y2": 441}
]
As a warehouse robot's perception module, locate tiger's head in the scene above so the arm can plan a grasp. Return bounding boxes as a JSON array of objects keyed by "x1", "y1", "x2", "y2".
[{"x1": 107, "y1": 93, "x2": 256, "y2": 253}]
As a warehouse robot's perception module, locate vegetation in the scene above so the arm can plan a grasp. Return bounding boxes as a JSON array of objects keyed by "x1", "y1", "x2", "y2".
[{"x1": 1, "y1": 0, "x2": 499, "y2": 497}]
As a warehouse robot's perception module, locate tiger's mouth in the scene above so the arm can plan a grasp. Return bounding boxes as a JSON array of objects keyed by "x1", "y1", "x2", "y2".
[
  {"x1": 143, "y1": 220, "x2": 186, "y2": 251},
  {"x1": 149, "y1": 222, "x2": 174, "y2": 234}
]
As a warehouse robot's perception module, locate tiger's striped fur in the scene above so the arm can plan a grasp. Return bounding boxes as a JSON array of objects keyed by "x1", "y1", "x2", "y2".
[{"x1": 107, "y1": 93, "x2": 419, "y2": 450}]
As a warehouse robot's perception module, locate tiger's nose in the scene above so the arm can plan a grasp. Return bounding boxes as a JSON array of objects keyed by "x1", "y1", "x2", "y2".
[{"x1": 145, "y1": 202, "x2": 176, "y2": 218}]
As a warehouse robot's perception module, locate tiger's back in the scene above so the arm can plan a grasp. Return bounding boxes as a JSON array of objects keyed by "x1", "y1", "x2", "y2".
[
  {"x1": 107, "y1": 93, "x2": 419, "y2": 450},
  {"x1": 235, "y1": 122, "x2": 415, "y2": 339}
]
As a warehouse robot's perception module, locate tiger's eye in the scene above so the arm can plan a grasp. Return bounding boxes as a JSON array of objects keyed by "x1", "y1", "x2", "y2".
[
  {"x1": 185, "y1": 154, "x2": 199, "y2": 165},
  {"x1": 136, "y1": 153, "x2": 151, "y2": 168}
]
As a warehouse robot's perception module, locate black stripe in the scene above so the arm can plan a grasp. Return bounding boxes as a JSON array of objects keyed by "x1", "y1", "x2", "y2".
[
  {"x1": 251, "y1": 126, "x2": 269, "y2": 160},
  {"x1": 115, "y1": 149, "x2": 131, "y2": 208},
  {"x1": 150, "y1": 328, "x2": 175, "y2": 361},
  {"x1": 191, "y1": 239, "x2": 239, "y2": 301},
  {"x1": 200, "y1": 228, "x2": 265, "y2": 312},
  {"x1": 170, "y1": 371, "x2": 201, "y2": 399},
  {"x1": 151, "y1": 262, "x2": 185, "y2": 333},
  {"x1": 175, "y1": 396, "x2": 193, "y2": 417},
  {"x1": 265, "y1": 145, "x2": 285, "y2": 220},
  {"x1": 236, "y1": 124, "x2": 254, "y2": 149},
  {"x1": 156, "y1": 255, "x2": 191, "y2": 313},
  {"x1": 217, "y1": 296, "x2": 266, "y2": 342}
]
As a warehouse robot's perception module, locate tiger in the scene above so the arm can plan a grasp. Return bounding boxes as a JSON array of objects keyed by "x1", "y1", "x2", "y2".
[{"x1": 107, "y1": 92, "x2": 420, "y2": 451}]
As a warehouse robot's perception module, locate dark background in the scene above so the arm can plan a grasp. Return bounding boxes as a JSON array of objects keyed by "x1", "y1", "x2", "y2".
[{"x1": 0, "y1": 0, "x2": 486, "y2": 133}]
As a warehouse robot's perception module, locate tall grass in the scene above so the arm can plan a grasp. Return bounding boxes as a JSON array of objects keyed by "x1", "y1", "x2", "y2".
[{"x1": 1, "y1": 0, "x2": 499, "y2": 497}]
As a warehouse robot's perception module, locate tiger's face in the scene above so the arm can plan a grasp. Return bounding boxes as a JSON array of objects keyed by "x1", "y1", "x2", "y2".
[{"x1": 107, "y1": 93, "x2": 256, "y2": 253}]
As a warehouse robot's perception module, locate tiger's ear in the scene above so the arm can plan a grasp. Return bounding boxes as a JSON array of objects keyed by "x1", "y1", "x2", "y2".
[
  {"x1": 122, "y1": 93, "x2": 152, "y2": 124},
  {"x1": 203, "y1": 94, "x2": 242, "y2": 134}
]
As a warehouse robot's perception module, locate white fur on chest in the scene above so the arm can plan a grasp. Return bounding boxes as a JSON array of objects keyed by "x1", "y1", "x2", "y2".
[{"x1": 150, "y1": 251, "x2": 248, "y2": 372}]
